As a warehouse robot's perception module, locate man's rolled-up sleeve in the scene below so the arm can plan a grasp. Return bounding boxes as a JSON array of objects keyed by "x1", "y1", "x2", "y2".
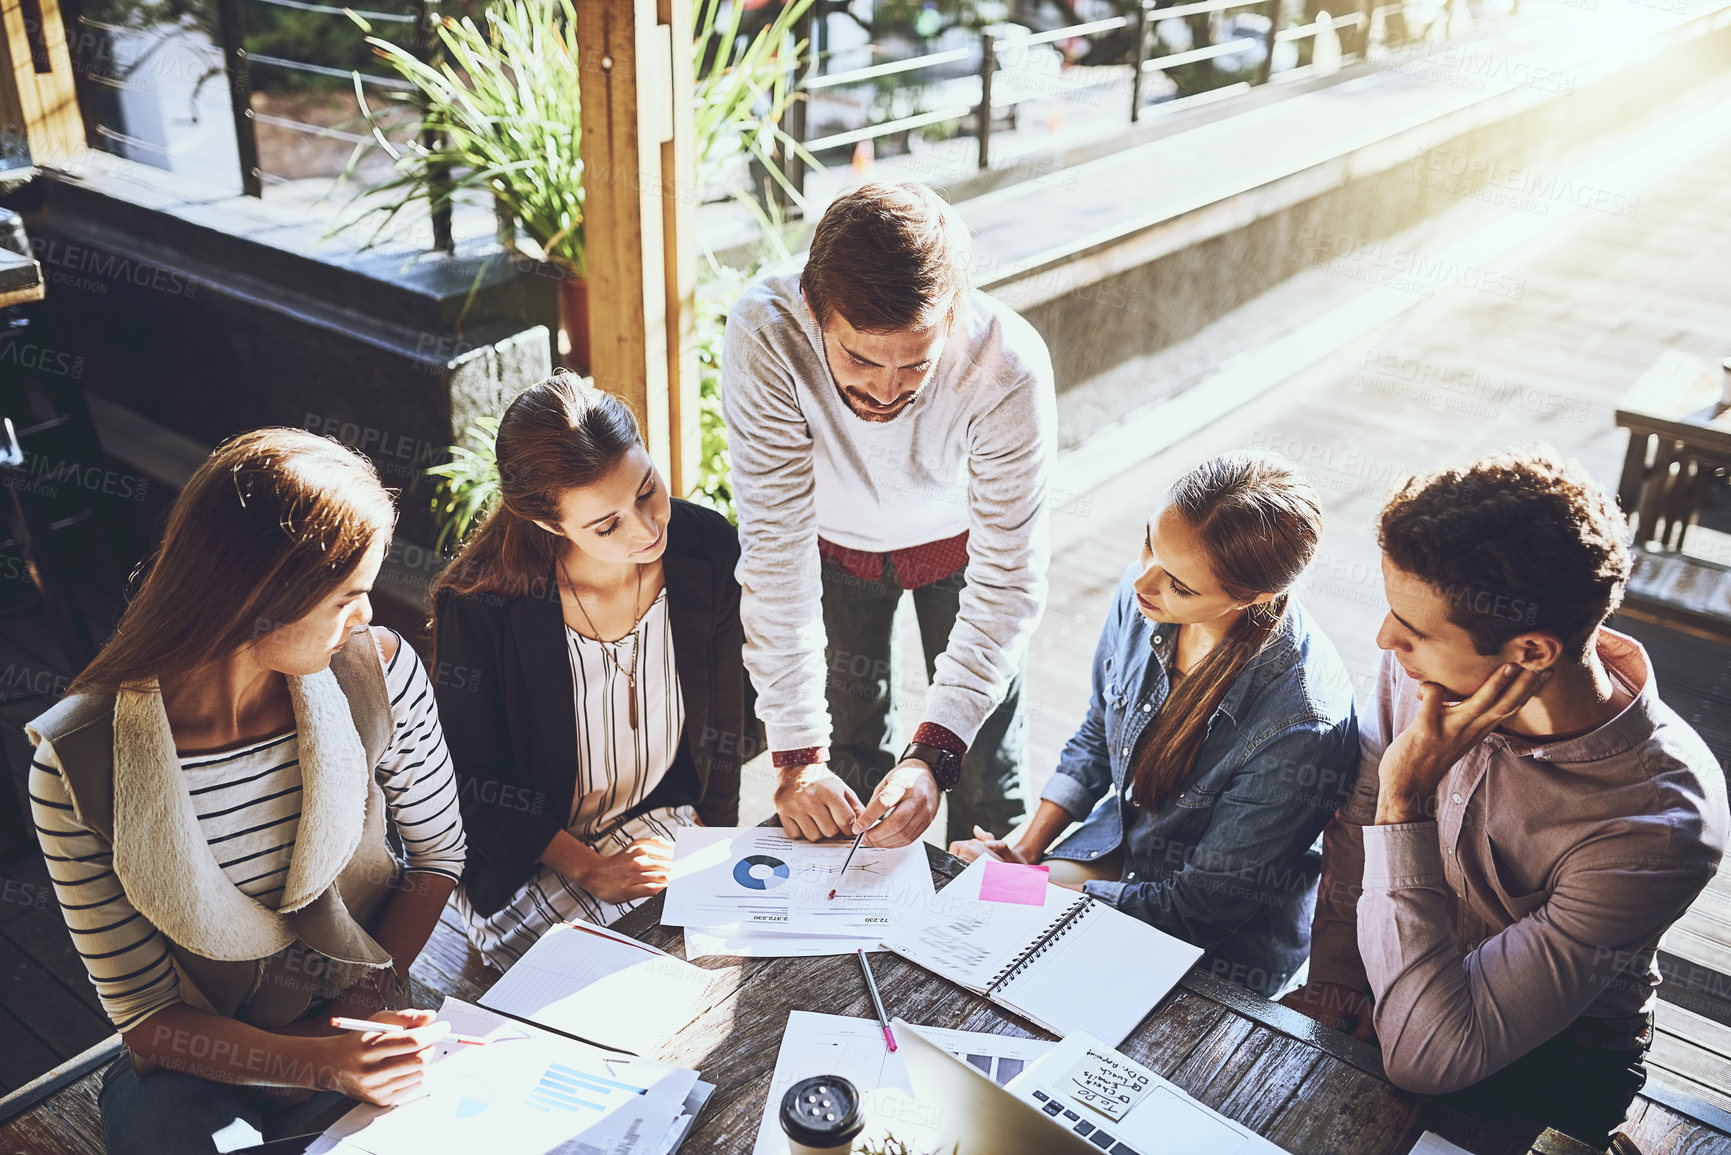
[{"x1": 721, "y1": 318, "x2": 830, "y2": 755}]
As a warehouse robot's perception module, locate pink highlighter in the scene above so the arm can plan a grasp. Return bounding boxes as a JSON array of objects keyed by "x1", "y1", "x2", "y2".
[{"x1": 855, "y1": 949, "x2": 897, "y2": 1052}]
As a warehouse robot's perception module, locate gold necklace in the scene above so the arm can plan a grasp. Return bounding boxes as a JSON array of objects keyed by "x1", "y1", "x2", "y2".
[{"x1": 560, "y1": 555, "x2": 644, "y2": 731}]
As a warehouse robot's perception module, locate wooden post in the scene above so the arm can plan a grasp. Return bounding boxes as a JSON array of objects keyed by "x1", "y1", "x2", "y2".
[
  {"x1": 0, "y1": 0, "x2": 83, "y2": 167},
  {"x1": 577, "y1": 0, "x2": 697, "y2": 496},
  {"x1": 660, "y1": 0, "x2": 697, "y2": 497}
]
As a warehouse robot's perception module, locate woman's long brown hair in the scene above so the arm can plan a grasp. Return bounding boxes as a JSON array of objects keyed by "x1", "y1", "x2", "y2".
[
  {"x1": 69, "y1": 428, "x2": 396, "y2": 696},
  {"x1": 1127, "y1": 452, "x2": 1324, "y2": 811},
  {"x1": 430, "y1": 371, "x2": 642, "y2": 606}
]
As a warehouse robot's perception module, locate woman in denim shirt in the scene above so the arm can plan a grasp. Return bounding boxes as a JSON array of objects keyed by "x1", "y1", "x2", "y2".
[{"x1": 953, "y1": 451, "x2": 1358, "y2": 996}]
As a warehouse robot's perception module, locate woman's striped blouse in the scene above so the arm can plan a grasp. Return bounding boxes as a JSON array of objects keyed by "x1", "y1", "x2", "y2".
[{"x1": 28, "y1": 629, "x2": 467, "y2": 1032}]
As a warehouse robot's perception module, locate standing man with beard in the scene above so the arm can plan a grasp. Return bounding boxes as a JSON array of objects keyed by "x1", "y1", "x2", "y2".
[{"x1": 722, "y1": 181, "x2": 1057, "y2": 850}]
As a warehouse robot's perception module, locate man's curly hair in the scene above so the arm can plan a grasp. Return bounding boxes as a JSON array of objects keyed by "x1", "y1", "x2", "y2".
[{"x1": 1378, "y1": 446, "x2": 1631, "y2": 659}]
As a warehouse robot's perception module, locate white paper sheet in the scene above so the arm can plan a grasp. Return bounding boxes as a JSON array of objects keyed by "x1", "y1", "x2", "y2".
[
  {"x1": 661, "y1": 826, "x2": 934, "y2": 938},
  {"x1": 307, "y1": 998, "x2": 697, "y2": 1155},
  {"x1": 479, "y1": 921, "x2": 714, "y2": 1056},
  {"x1": 879, "y1": 855, "x2": 1088, "y2": 992},
  {"x1": 1410, "y1": 1133, "x2": 1475, "y2": 1155},
  {"x1": 994, "y1": 900, "x2": 1202, "y2": 1044},
  {"x1": 749, "y1": 1011, "x2": 1055, "y2": 1155},
  {"x1": 681, "y1": 924, "x2": 883, "y2": 959}
]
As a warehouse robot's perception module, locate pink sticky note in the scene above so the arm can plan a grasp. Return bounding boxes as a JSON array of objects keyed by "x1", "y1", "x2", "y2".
[{"x1": 979, "y1": 859, "x2": 1051, "y2": 905}]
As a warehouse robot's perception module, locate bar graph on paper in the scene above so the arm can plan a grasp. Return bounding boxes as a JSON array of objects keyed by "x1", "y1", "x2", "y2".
[{"x1": 526, "y1": 1063, "x2": 647, "y2": 1114}]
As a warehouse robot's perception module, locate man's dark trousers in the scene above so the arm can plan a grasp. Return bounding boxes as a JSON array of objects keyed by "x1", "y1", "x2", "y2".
[{"x1": 819, "y1": 555, "x2": 1028, "y2": 846}]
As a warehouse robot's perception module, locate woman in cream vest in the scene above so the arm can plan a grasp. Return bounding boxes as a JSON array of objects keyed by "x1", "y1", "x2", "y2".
[{"x1": 28, "y1": 429, "x2": 467, "y2": 1155}]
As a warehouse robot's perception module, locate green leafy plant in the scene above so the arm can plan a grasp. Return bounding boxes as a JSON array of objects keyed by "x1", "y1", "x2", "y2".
[
  {"x1": 346, "y1": 0, "x2": 588, "y2": 275},
  {"x1": 424, "y1": 415, "x2": 500, "y2": 552},
  {"x1": 685, "y1": 256, "x2": 755, "y2": 523},
  {"x1": 401, "y1": 0, "x2": 819, "y2": 543},
  {"x1": 857, "y1": 1138, "x2": 960, "y2": 1155},
  {"x1": 692, "y1": 0, "x2": 823, "y2": 212}
]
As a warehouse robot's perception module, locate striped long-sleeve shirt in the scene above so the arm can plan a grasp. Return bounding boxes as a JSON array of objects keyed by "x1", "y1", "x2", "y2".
[{"x1": 29, "y1": 629, "x2": 466, "y2": 1032}]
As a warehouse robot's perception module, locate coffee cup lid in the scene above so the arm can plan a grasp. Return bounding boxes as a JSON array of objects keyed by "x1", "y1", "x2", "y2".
[{"x1": 779, "y1": 1075, "x2": 864, "y2": 1146}]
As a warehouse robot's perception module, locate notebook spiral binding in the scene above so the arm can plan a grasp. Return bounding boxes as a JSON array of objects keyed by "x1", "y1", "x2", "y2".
[{"x1": 986, "y1": 902, "x2": 1094, "y2": 992}]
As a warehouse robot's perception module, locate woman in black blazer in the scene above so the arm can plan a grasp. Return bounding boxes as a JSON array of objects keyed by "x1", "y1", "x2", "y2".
[{"x1": 431, "y1": 373, "x2": 748, "y2": 970}]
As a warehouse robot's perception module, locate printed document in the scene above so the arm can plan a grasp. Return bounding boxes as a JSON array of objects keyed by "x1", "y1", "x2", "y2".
[
  {"x1": 661, "y1": 826, "x2": 933, "y2": 938},
  {"x1": 307, "y1": 998, "x2": 697, "y2": 1155}
]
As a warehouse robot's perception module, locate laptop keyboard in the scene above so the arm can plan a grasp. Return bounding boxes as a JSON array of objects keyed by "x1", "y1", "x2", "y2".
[{"x1": 1031, "y1": 1089, "x2": 1146, "y2": 1155}]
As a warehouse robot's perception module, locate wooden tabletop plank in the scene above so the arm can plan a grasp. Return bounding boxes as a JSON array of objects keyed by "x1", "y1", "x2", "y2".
[
  {"x1": 1, "y1": 1093, "x2": 104, "y2": 1155},
  {"x1": 1202, "y1": 1031, "x2": 1328, "y2": 1135},
  {"x1": 43, "y1": 1081, "x2": 106, "y2": 1155},
  {"x1": 1261, "y1": 1055, "x2": 1423, "y2": 1155},
  {"x1": 1165, "y1": 1009, "x2": 1263, "y2": 1098},
  {"x1": 1115, "y1": 988, "x2": 1233, "y2": 1077}
]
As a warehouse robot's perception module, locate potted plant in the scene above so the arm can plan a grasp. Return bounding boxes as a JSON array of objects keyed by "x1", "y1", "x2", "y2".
[
  {"x1": 414, "y1": 0, "x2": 818, "y2": 541},
  {"x1": 345, "y1": 0, "x2": 815, "y2": 378},
  {"x1": 343, "y1": 0, "x2": 588, "y2": 367}
]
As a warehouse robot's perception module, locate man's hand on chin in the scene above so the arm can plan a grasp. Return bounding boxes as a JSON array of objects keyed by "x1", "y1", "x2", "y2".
[{"x1": 1376, "y1": 663, "x2": 1552, "y2": 824}]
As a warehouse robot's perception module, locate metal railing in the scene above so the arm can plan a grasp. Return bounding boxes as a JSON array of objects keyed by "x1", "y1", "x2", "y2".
[
  {"x1": 207, "y1": 0, "x2": 453, "y2": 247},
  {"x1": 62, "y1": 0, "x2": 1516, "y2": 255},
  {"x1": 778, "y1": 0, "x2": 1513, "y2": 202}
]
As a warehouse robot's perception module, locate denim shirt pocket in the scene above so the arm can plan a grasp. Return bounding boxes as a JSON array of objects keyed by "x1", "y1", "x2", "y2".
[
  {"x1": 1171, "y1": 785, "x2": 1221, "y2": 810},
  {"x1": 1168, "y1": 717, "x2": 1238, "y2": 809}
]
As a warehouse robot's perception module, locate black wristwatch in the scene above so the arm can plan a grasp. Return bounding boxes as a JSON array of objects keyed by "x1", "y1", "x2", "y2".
[{"x1": 900, "y1": 741, "x2": 962, "y2": 793}]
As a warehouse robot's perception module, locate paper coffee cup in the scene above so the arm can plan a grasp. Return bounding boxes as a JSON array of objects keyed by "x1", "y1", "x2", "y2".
[{"x1": 780, "y1": 1075, "x2": 865, "y2": 1155}]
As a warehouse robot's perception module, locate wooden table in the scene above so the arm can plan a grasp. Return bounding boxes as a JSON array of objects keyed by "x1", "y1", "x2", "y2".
[{"x1": 4, "y1": 845, "x2": 1730, "y2": 1154}]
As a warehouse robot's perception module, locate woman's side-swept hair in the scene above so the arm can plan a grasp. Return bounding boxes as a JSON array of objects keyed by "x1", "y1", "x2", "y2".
[
  {"x1": 70, "y1": 428, "x2": 397, "y2": 695},
  {"x1": 1127, "y1": 451, "x2": 1325, "y2": 811},
  {"x1": 430, "y1": 371, "x2": 642, "y2": 606}
]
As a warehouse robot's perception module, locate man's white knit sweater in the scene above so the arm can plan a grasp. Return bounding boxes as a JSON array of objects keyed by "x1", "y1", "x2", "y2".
[{"x1": 721, "y1": 269, "x2": 1056, "y2": 756}]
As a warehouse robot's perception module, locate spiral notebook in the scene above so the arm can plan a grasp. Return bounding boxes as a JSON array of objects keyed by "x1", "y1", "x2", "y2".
[{"x1": 880, "y1": 857, "x2": 1204, "y2": 1044}]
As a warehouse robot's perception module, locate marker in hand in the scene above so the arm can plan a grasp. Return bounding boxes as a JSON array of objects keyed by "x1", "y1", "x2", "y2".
[
  {"x1": 829, "y1": 800, "x2": 902, "y2": 900},
  {"x1": 329, "y1": 1016, "x2": 484, "y2": 1046}
]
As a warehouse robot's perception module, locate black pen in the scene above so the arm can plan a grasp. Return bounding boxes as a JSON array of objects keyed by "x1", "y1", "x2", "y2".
[
  {"x1": 856, "y1": 948, "x2": 897, "y2": 1052},
  {"x1": 830, "y1": 799, "x2": 901, "y2": 900}
]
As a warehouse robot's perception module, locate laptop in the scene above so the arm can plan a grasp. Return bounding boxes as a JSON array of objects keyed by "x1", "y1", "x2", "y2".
[
  {"x1": 1006, "y1": 1031, "x2": 1285, "y2": 1155},
  {"x1": 892, "y1": 1020, "x2": 1108, "y2": 1155},
  {"x1": 899, "y1": 1021, "x2": 1285, "y2": 1155}
]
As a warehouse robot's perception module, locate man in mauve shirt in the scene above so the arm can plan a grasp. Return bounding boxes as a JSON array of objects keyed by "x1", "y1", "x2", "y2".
[
  {"x1": 1284, "y1": 447, "x2": 1727, "y2": 1149},
  {"x1": 722, "y1": 181, "x2": 1056, "y2": 848}
]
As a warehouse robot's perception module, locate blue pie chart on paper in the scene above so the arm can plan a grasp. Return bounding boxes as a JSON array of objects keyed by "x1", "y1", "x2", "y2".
[{"x1": 734, "y1": 854, "x2": 791, "y2": 890}]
